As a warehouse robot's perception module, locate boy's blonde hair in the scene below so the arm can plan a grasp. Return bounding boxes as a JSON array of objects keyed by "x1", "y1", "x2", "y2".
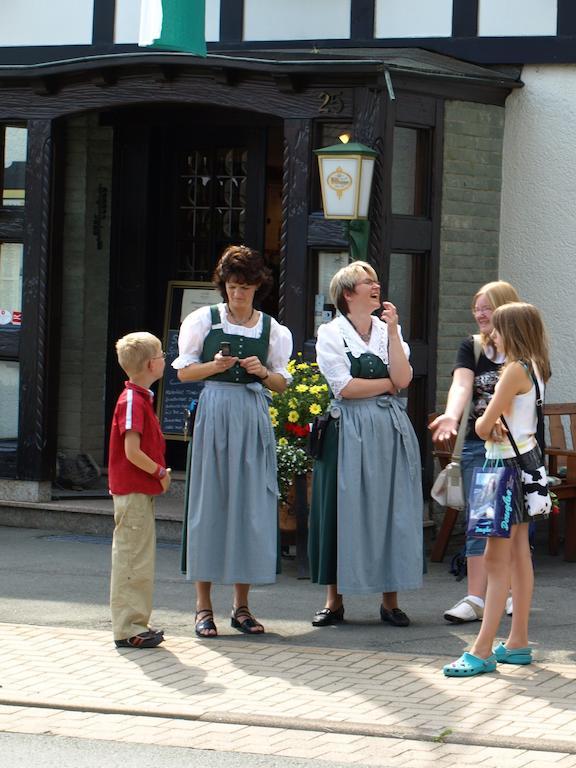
[
  {"x1": 116, "y1": 332, "x2": 161, "y2": 375},
  {"x1": 492, "y1": 302, "x2": 551, "y2": 383},
  {"x1": 330, "y1": 260, "x2": 379, "y2": 315}
]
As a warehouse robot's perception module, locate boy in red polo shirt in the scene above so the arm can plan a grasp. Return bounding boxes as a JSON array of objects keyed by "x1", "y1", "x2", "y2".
[{"x1": 109, "y1": 332, "x2": 171, "y2": 649}]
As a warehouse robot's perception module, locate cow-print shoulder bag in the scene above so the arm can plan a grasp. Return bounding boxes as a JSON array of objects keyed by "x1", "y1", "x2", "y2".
[{"x1": 501, "y1": 373, "x2": 551, "y2": 519}]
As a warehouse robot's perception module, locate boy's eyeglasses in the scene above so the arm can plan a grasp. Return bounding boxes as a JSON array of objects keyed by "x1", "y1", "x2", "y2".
[{"x1": 152, "y1": 352, "x2": 166, "y2": 359}]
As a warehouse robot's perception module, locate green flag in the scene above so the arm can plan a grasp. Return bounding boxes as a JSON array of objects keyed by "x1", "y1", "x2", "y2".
[{"x1": 139, "y1": 0, "x2": 207, "y2": 57}]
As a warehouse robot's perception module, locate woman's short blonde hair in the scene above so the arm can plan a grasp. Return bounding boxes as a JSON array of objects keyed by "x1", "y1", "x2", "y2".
[
  {"x1": 116, "y1": 332, "x2": 161, "y2": 375},
  {"x1": 473, "y1": 280, "x2": 520, "y2": 349},
  {"x1": 329, "y1": 260, "x2": 378, "y2": 315}
]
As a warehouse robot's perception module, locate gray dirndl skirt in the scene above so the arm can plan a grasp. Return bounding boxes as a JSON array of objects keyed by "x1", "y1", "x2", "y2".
[
  {"x1": 335, "y1": 395, "x2": 424, "y2": 595},
  {"x1": 184, "y1": 381, "x2": 278, "y2": 584}
]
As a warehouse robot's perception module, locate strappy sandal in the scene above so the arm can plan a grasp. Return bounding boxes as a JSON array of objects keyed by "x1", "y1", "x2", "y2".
[
  {"x1": 195, "y1": 609, "x2": 218, "y2": 638},
  {"x1": 231, "y1": 605, "x2": 265, "y2": 635},
  {"x1": 115, "y1": 629, "x2": 164, "y2": 649}
]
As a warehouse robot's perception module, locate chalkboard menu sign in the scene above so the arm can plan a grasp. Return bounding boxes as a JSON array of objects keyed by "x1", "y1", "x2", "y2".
[
  {"x1": 157, "y1": 281, "x2": 220, "y2": 440},
  {"x1": 158, "y1": 329, "x2": 203, "y2": 438}
]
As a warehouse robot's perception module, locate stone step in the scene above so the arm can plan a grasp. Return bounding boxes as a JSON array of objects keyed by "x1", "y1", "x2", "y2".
[{"x1": 0, "y1": 491, "x2": 185, "y2": 542}]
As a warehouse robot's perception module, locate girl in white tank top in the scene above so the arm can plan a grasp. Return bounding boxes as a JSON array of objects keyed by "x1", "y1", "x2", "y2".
[
  {"x1": 443, "y1": 302, "x2": 551, "y2": 678},
  {"x1": 485, "y1": 362, "x2": 544, "y2": 459}
]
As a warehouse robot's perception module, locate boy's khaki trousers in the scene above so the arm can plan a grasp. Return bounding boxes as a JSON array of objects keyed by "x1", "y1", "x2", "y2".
[{"x1": 110, "y1": 493, "x2": 156, "y2": 641}]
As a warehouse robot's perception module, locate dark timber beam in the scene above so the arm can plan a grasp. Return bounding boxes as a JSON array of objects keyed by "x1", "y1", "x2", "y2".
[
  {"x1": 92, "y1": 0, "x2": 116, "y2": 46},
  {"x1": 557, "y1": 0, "x2": 576, "y2": 35},
  {"x1": 351, "y1": 0, "x2": 375, "y2": 40},
  {"x1": 452, "y1": 0, "x2": 479, "y2": 37},
  {"x1": 220, "y1": 0, "x2": 244, "y2": 44}
]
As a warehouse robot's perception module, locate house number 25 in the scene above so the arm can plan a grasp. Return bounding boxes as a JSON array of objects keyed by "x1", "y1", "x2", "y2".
[{"x1": 318, "y1": 91, "x2": 345, "y2": 114}]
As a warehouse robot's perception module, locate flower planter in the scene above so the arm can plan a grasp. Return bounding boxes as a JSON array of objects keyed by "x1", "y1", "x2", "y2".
[{"x1": 279, "y1": 472, "x2": 312, "y2": 532}]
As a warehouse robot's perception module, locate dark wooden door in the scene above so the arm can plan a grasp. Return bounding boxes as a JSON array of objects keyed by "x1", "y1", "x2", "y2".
[
  {"x1": 106, "y1": 118, "x2": 268, "y2": 471},
  {"x1": 159, "y1": 126, "x2": 266, "y2": 284}
]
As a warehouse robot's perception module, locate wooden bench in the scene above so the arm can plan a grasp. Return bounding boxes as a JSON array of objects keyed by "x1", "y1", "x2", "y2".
[
  {"x1": 544, "y1": 403, "x2": 576, "y2": 560},
  {"x1": 428, "y1": 404, "x2": 576, "y2": 562}
]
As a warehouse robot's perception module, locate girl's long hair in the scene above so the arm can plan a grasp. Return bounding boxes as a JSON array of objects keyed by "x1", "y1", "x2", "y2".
[
  {"x1": 492, "y1": 302, "x2": 551, "y2": 383},
  {"x1": 472, "y1": 280, "x2": 520, "y2": 352}
]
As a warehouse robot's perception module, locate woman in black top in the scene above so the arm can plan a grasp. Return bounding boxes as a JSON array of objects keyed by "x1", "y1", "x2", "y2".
[{"x1": 429, "y1": 281, "x2": 519, "y2": 624}]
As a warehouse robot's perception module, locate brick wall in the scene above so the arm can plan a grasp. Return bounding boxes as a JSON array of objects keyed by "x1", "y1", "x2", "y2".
[
  {"x1": 57, "y1": 114, "x2": 113, "y2": 462},
  {"x1": 435, "y1": 100, "x2": 505, "y2": 407}
]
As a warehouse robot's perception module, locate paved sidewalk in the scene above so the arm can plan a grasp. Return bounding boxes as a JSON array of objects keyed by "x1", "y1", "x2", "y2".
[{"x1": 2, "y1": 622, "x2": 576, "y2": 767}]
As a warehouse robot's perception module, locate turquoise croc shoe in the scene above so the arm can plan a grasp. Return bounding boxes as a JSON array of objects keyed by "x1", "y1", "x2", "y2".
[
  {"x1": 443, "y1": 652, "x2": 497, "y2": 677},
  {"x1": 493, "y1": 642, "x2": 532, "y2": 665}
]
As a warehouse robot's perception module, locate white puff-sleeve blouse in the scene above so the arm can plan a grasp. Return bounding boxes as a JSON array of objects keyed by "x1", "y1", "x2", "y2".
[
  {"x1": 172, "y1": 303, "x2": 293, "y2": 381},
  {"x1": 316, "y1": 314, "x2": 411, "y2": 399}
]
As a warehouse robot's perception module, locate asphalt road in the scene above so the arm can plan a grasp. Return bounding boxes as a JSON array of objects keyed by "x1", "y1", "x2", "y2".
[{"x1": 0, "y1": 732, "x2": 384, "y2": 768}]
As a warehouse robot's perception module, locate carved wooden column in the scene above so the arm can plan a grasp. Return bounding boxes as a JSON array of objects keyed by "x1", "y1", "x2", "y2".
[
  {"x1": 279, "y1": 118, "x2": 312, "y2": 352},
  {"x1": 18, "y1": 119, "x2": 61, "y2": 482},
  {"x1": 353, "y1": 86, "x2": 389, "y2": 282}
]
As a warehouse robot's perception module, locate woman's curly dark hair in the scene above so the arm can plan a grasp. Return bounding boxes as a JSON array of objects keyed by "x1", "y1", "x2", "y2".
[{"x1": 212, "y1": 245, "x2": 273, "y2": 302}]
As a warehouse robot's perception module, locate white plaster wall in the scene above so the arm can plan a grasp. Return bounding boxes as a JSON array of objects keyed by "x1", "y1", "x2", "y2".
[
  {"x1": 478, "y1": 0, "x2": 557, "y2": 37},
  {"x1": 499, "y1": 65, "x2": 576, "y2": 403},
  {"x1": 244, "y1": 0, "x2": 351, "y2": 41},
  {"x1": 114, "y1": 0, "x2": 220, "y2": 44},
  {"x1": 0, "y1": 0, "x2": 94, "y2": 46},
  {"x1": 375, "y1": 0, "x2": 453, "y2": 38},
  {"x1": 114, "y1": 0, "x2": 144, "y2": 43}
]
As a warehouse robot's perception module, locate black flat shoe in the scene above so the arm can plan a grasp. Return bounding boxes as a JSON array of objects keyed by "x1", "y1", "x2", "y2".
[
  {"x1": 312, "y1": 606, "x2": 344, "y2": 627},
  {"x1": 380, "y1": 606, "x2": 410, "y2": 627}
]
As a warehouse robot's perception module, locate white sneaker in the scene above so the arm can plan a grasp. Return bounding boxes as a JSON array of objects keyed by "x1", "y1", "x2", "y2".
[
  {"x1": 443, "y1": 597, "x2": 484, "y2": 624},
  {"x1": 506, "y1": 596, "x2": 513, "y2": 615}
]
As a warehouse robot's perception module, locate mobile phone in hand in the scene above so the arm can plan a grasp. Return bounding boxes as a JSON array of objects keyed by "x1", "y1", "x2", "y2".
[{"x1": 220, "y1": 341, "x2": 231, "y2": 356}]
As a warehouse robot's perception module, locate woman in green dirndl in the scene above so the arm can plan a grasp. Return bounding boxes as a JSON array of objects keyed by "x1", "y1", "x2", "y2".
[
  {"x1": 173, "y1": 245, "x2": 292, "y2": 638},
  {"x1": 308, "y1": 261, "x2": 423, "y2": 627}
]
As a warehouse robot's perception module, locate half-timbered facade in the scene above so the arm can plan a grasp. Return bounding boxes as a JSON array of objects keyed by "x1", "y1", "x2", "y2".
[{"x1": 2, "y1": 0, "x2": 573, "y2": 500}]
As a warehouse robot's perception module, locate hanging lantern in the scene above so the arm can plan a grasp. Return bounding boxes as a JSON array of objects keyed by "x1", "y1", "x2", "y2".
[{"x1": 314, "y1": 142, "x2": 377, "y2": 220}]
